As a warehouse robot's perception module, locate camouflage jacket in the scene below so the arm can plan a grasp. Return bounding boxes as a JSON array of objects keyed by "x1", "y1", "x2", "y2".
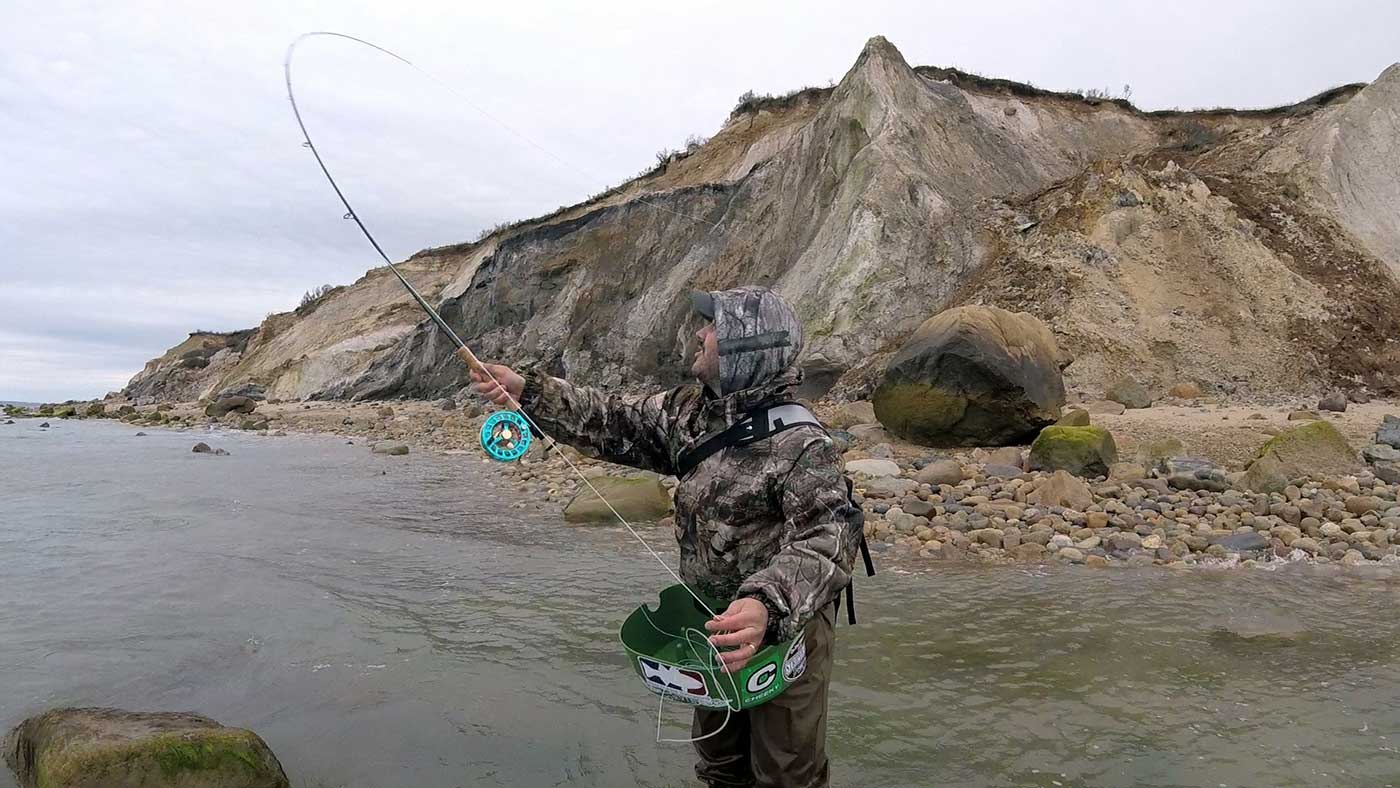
[{"x1": 517, "y1": 366, "x2": 864, "y2": 644}]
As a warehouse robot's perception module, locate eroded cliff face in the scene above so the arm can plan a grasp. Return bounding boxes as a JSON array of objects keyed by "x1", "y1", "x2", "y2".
[{"x1": 126, "y1": 37, "x2": 1400, "y2": 404}]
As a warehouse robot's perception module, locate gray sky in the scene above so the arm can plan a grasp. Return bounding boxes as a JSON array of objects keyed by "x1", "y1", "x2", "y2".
[{"x1": 3, "y1": 0, "x2": 1396, "y2": 402}]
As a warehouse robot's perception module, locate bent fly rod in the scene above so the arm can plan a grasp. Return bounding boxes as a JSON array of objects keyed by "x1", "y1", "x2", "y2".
[{"x1": 281, "y1": 30, "x2": 729, "y2": 623}]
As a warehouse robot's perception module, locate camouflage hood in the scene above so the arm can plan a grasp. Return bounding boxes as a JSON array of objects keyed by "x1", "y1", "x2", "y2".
[{"x1": 703, "y1": 287, "x2": 805, "y2": 397}]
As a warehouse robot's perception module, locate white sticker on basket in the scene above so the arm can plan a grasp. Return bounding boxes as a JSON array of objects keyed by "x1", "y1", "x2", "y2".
[
  {"x1": 746, "y1": 663, "x2": 777, "y2": 694},
  {"x1": 782, "y1": 639, "x2": 807, "y2": 682}
]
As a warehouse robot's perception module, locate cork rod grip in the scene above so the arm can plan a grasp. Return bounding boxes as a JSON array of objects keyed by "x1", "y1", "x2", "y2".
[{"x1": 456, "y1": 346, "x2": 521, "y2": 412}]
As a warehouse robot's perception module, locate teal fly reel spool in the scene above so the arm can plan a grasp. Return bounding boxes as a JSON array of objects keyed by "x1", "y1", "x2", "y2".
[
  {"x1": 620, "y1": 584, "x2": 806, "y2": 711},
  {"x1": 480, "y1": 411, "x2": 532, "y2": 461}
]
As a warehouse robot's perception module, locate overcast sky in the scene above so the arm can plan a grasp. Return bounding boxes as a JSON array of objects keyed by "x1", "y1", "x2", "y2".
[{"x1": 3, "y1": 0, "x2": 1396, "y2": 402}]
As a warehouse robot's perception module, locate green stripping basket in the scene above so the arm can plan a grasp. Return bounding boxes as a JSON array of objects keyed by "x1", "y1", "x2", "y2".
[{"x1": 620, "y1": 584, "x2": 806, "y2": 710}]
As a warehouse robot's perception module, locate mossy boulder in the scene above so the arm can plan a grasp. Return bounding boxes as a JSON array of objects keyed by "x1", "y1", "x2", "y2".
[
  {"x1": 84, "y1": 403, "x2": 106, "y2": 417},
  {"x1": 872, "y1": 306, "x2": 1065, "y2": 447},
  {"x1": 52, "y1": 405, "x2": 77, "y2": 418},
  {"x1": 1253, "y1": 420, "x2": 1359, "y2": 480},
  {"x1": 4, "y1": 707, "x2": 289, "y2": 788},
  {"x1": 564, "y1": 474, "x2": 673, "y2": 524},
  {"x1": 1028, "y1": 426, "x2": 1119, "y2": 477}
]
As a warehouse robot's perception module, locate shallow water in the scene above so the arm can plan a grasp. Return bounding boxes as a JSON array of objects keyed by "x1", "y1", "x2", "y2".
[{"x1": 3, "y1": 419, "x2": 1400, "y2": 787}]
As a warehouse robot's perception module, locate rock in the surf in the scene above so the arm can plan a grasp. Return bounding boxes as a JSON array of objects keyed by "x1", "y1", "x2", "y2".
[
  {"x1": 192, "y1": 442, "x2": 213, "y2": 453},
  {"x1": 371, "y1": 441, "x2": 410, "y2": 456},
  {"x1": 563, "y1": 473, "x2": 673, "y2": 523},
  {"x1": 3, "y1": 707, "x2": 289, "y2": 788}
]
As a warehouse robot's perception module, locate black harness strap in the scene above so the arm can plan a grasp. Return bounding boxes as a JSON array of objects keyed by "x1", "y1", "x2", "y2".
[
  {"x1": 675, "y1": 402, "x2": 821, "y2": 478},
  {"x1": 676, "y1": 402, "x2": 876, "y2": 627}
]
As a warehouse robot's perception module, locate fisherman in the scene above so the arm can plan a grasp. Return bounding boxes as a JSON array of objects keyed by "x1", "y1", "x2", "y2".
[{"x1": 470, "y1": 286, "x2": 865, "y2": 788}]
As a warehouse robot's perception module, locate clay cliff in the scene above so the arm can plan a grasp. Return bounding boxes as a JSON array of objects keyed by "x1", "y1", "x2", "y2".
[{"x1": 124, "y1": 37, "x2": 1400, "y2": 404}]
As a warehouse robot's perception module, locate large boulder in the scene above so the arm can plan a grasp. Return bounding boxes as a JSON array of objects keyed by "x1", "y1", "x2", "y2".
[
  {"x1": 1028, "y1": 426, "x2": 1119, "y2": 477},
  {"x1": 205, "y1": 396, "x2": 256, "y2": 418},
  {"x1": 1253, "y1": 420, "x2": 1360, "y2": 480},
  {"x1": 217, "y1": 383, "x2": 267, "y2": 402},
  {"x1": 829, "y1": 401, "x2": 878, "y2": 429},
  {"x1": 1105, "y1": 379, "x2": 1152, "y2": 409},
  {"x1": 1378, "y1": 415, "x2": 1400, "y2": 449},
  {"x1": 4, "y1": 707, "x2": 289, "y2": 788},
  {"x1": 564, "y1": 474, "x2": 673, "y2": 523},
  {"x1": 871, "y1": 306, "x2": 1065, "y2": 447},
  {"x1": 1318, "y1": 391, "x2": 1348, "y2": 413}
]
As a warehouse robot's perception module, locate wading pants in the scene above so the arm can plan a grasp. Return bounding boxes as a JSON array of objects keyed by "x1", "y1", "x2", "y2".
[{"x1": 692, "y1": 606, "x2": 835, "y2": 788}]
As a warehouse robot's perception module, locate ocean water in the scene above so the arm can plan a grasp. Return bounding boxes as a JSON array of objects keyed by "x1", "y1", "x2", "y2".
[{"x1": 4, "y1": 418, "x2": 1400, "y2": 787}]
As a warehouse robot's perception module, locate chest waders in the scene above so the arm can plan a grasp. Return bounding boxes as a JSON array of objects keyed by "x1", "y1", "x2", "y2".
[{"x1": 619, "y1": 402, "x2": 874, "y2": 710}]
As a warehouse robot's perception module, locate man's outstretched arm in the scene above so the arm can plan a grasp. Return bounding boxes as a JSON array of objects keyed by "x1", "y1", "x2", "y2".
[{"x1": 471, "y1": 362, "x2": 678, "y2": 476}]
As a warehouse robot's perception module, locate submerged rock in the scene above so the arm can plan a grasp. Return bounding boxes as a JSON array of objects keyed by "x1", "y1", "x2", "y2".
[
  {"x1": 192, "y1": 442, "x2": 213, "y2": 454},
  {"x1": 371, "y1": 441, "x2": 410, "y2": 456},
  {"x1": 3, "y1": 707, "x2": 289, "y2": 788},
  {"x1": 1211, "y1": 613, "x2": 1308, "y2": 646}
]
